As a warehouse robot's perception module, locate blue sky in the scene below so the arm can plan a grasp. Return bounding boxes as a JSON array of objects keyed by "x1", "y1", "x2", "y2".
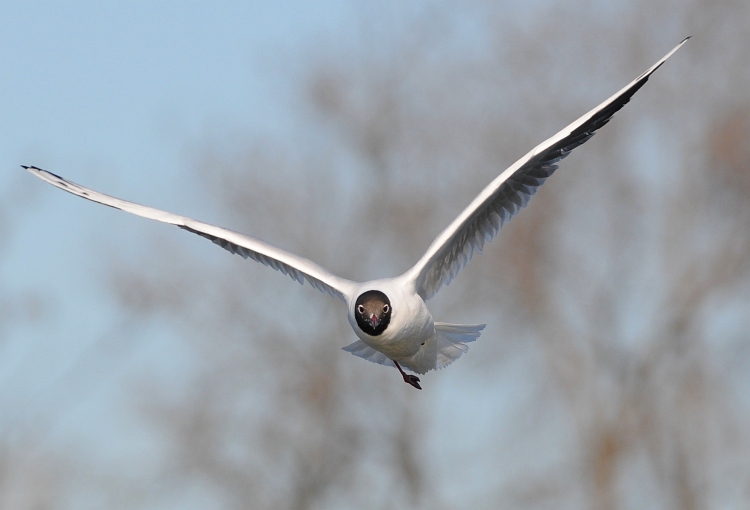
[
  {"x1": 0, "y1": 0, "x2": 363, "y2": 462},
  {"x1": 4, "y1": 1, "x2": 745, "y2": 507},
  {"x1": 2, "y1": 1, "x2": 515, "y2": 496},
  {"x1": 2, "y1": 1, "x2": 353, "y2": 173}
]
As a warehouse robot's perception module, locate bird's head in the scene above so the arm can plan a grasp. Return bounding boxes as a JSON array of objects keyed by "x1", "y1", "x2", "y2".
[{"x1": 354, "y1": 290, "x2": 391, "y2": 336}]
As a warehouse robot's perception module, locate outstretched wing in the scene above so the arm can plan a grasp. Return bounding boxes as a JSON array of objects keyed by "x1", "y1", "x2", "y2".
[
  {"x1": 23, "y1": 166, "x2": 356, "y2": 302},
  {"x1": 402, "y1": 38, "x2": 689, "y2": 301}
]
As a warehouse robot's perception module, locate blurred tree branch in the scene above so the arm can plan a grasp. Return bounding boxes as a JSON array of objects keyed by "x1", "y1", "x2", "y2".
[{"x1": 99, "y1": 0, "x2": 750, "y2": 509}]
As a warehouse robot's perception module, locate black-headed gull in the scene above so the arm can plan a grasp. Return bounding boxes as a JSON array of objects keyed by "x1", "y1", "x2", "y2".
[{"x1": 24, "y1": 38, "x2": 688, "y2": 390}]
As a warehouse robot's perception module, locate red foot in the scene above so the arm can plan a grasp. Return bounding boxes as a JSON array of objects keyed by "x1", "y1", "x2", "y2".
[
  {"x1": 393, "y1": 360, "x2": 422, "y2": 390},
  {"x1": 403, "y1": 374, "x2": 422, "y2": 390}
]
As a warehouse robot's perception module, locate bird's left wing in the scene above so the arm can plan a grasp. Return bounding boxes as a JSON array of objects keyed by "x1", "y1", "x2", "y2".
[
  {"x1": 402, "y1": 38, "x2": 689, "y2": 301},
  {"x1": 23, "y1": 166, "x2": 356, "y2": 302}
]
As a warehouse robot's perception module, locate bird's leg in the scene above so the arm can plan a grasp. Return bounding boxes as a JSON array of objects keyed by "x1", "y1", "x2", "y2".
[{"x1": 393, "y1": 360, "x2": 422, "y2": 390}]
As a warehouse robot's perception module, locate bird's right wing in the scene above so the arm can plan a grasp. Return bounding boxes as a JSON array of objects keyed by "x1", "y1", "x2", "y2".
[{"x1": 24, "y1": 166, "x2": 357, "y2": 302}]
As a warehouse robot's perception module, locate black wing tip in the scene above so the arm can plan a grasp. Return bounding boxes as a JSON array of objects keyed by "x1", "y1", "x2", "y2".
[
  {"x1": 22, "y1": 165, "x2": 66, "y2": 181},
  {"x1": 635, "y1": 37, "x2": 690, "y2": 82}
]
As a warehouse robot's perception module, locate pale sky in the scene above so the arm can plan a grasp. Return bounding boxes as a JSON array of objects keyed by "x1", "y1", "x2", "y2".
[
  {"x1": 0, "y1": 0, "x2": 362, "y2": 468},
  {"x1": 3, "y1": 1, "x2": 746, "y2": 508},
  {"x1": 1, "y1": 2, "x2": 509, "y2": 504}
]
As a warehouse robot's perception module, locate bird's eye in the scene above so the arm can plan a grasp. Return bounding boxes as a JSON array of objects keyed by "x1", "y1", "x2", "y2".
[
  {"x1": 383, "y1": 304, "x2": 389, "y2": 313},
  {"x1": 357, "y1": 304, "x2": 365, "y2": 314}
]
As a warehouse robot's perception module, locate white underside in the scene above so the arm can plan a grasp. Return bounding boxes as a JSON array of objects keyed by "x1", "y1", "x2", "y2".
[{"x1": 342, "y1": 322, "x2": 485, "y2": 374}]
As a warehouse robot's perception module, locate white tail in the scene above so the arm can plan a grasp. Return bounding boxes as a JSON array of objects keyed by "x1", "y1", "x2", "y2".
[
  {"x1": 433, "y1": 322, "x2": 485, "y2": 369},
  {"x1": 342, "y1": 322, "x2": 485, "y2": 374}
]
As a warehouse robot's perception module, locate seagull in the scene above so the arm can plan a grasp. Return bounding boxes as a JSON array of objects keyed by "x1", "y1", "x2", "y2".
[{"x1": 24, "y1": 38, "x2": 688, "y2": 390}]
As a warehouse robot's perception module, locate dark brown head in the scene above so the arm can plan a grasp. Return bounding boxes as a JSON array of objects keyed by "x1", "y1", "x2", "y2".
[{"x1": 354, "y1": 290, "x2": 391, "y2": 336}]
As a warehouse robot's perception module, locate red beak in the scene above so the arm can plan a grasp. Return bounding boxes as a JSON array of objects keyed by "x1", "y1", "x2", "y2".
[{"x1": 369, "y1": 314, "x2": 379, "y2": 328}]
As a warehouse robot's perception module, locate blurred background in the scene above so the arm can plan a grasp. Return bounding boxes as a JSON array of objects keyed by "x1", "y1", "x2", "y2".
[{"x1": 2, "y1": 0, "x2": 750, "y2": 508}]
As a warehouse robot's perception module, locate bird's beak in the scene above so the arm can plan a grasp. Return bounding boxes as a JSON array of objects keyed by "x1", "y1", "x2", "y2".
[{"x1": 369, "y1": 314, "x2": 380, "y2": 328}]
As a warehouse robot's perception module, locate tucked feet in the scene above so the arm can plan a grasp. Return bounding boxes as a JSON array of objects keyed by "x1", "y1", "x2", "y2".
[{"x1": 393, "y1": 360, "x2": 422, "y2": 390}]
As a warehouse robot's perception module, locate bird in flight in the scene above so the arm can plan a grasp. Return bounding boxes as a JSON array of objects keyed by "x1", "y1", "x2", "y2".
[{"x1": 24, "y1": 38, "x2": 688, "y2": 390}]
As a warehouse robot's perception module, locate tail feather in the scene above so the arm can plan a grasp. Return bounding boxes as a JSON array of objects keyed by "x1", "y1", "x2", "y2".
[
  {"x1": 434, "y1": 322, "x2": 485, "y2": 369},
  {"x1": 342, "y1": 322, "x2": 485, "y2": 373},
  {"x1": 342, "y1": 340, "x2": 395, "y2": 368}
]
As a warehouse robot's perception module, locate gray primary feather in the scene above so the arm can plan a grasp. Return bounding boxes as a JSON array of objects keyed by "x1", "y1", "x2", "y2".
[
  {"x1": 22, "y1": 166, "x2": 355, "y2": 302},
  {"x1": 404, "y1": 38, "x2": 689, "y2": 301}
]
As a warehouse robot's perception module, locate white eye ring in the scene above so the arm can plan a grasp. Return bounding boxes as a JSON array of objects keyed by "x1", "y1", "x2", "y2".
[
  {"x1": 357, "y1": 304, "x2": 365, "y2": 314},
  {"x1": 383, "y1": 304, "x2": 390, "y2": 313}
]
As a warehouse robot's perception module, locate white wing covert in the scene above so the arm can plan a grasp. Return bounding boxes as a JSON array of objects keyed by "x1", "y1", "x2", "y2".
[
  {"x1": 403, "y1": 38, "x2": 689, "y2": 301},
  {"x1": 23, "y1": 166, "x2": 356, "y2": 302}
]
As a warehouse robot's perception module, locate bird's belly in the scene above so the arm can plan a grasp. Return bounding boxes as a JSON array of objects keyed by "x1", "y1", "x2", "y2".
[
  {"x1": 361, "y1": 328, "x2": 429, "y2": 359},
  {"x1": 358, "y1": 307, "x2": 434, "y2": 360}
]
